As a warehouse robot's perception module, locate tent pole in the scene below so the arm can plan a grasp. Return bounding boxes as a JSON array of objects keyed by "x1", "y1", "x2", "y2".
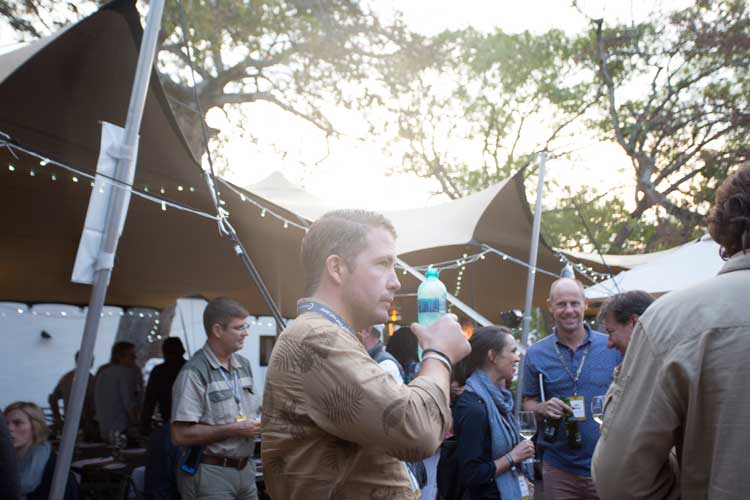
[
  {"x1": 49, "y1": 2, "x2": 166, "y2": 499},
  {"x1": 515, "y1": 152, "x2": 547, "y2": 417}
]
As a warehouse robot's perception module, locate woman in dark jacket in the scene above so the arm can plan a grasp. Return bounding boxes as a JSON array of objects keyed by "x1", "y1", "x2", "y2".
[
  {"x1": 5, "y1": 401, "x2": 79, "y2": 500},
  {"x1": 453, "y1": 326, "x2": 534, "y2": 500}
]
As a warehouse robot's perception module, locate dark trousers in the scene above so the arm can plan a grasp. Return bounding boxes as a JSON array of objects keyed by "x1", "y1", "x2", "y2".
[{"x1": 144, "y1": 424, "x2": 181, "y2": 500}]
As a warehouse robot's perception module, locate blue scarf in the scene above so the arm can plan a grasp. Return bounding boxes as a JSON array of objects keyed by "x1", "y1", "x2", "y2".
[{"x1": 465, "y1": 369, "x2": 522, "y2": 500}]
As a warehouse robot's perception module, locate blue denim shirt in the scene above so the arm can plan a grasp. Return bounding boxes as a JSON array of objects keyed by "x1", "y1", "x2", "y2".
[{"x1": 522, "y1": 325, "x2": 621, "y2": 477}]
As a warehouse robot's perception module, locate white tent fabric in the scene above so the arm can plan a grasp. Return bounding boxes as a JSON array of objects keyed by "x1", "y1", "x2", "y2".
[
  {"x1": 585, "y1": 235, "x2": 724, "y2": 300},
  {"x1": 251, "y1": 172, "x2": 521, "y2": 255},
  {"x1": 563, "y1": 247, "x2": 675, "y2": 270}
]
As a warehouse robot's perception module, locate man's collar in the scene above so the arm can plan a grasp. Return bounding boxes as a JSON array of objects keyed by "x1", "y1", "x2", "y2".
[
  {"x1": 553, "y1": 323, "x2": 592, "y2": 349},
  {"x1": 203, "y1": 342, "x2": 241, "y2": 370},
  {"x1": 718, "y1": 251, "x2": 750, "y2": 275}
]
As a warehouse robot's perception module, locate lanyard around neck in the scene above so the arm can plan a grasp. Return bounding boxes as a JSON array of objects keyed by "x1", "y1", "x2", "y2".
[
  {"x1": 219, "y1": 366, "x2": 241, "y2": 407},
  {"x1": 297, "y1": 300, "x2": 355, "y2": 336},
  {"x1": 553, "y1": 340, "x2": 591, "y2": 395}
]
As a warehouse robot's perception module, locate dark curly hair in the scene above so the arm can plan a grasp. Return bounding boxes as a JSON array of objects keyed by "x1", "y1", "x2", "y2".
[{"x1": 707, "y1": 165, "x2": 750, "y2": 259}]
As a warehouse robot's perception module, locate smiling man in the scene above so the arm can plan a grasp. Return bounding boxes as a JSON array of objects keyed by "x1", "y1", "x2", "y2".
[
  {"x1": 262, "y1": 209, "x2": 471, "y2": 500},
  {"x1": 522, "y1": 278, "x2": 621, "y2": 500},
  {"x1": 171, "y1": 297, "x2": 260, "y2": 500}
]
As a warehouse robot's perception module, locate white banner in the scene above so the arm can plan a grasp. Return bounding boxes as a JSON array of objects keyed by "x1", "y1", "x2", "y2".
[{"x1": 71, "y1": 122, "x2": 138, "y2": 284}]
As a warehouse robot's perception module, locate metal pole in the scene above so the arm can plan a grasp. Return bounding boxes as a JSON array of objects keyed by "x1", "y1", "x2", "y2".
[
  {"x1": 515, "y1": 152, "x2": 547, "y2": 416},
  {"x1": 49, "y1": 2, "x2": 166, "y2": 499}
]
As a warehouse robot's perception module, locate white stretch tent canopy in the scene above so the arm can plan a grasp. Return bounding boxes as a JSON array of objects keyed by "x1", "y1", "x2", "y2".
[{"x1": 585, "y1": 235, "x2": 724, "y2": 301}]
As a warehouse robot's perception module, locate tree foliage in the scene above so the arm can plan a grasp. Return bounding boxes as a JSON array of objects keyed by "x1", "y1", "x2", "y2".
[
  {"x1": 583, "y1": 0, "x2": 750, "y2": 250},
  {"x1": 0, "y1": 0, "x2": 427, "y2": 159},
  {"x1": 389, "y1": 27, "x2": 601, "y2": 199}
]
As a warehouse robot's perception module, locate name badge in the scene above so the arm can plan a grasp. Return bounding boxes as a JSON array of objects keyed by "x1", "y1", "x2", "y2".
[
  {"x1": 516, "y1": 470, "x2": 530, "y2": 500},
  {"x1": 569, "y1": 395, "x2": 586, "y2": 421}
]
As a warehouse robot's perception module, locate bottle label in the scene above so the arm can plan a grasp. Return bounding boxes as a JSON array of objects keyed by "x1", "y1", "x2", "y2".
[{"x1": 418, "y1": 298, "x2": 446, "y2": 314}]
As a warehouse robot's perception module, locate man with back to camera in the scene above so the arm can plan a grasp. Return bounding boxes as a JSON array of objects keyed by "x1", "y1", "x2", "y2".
[
  {"x1": 592, "y1": 165, "x2": 750, "y2": 499},
  {"x1": 49, "y1": 351, "x2": 97, "y2": 439},
  {"x1": 94, "y1": 341, "x2": 142, "y2": 443},
  {"x1": 522, "y1": 278, "x2": 621, "y2": 500},
  {"x1": 261, "y1": 209, "x2": 471, "y2": 500},
  {"x1": 171, "y1": 298, "x2": 260, "y2": 500}
]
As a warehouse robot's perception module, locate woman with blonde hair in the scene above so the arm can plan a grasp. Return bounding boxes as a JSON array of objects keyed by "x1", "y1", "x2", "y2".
[{"x1": 5, "y1": 401, "x2": 78, "y2": 500}]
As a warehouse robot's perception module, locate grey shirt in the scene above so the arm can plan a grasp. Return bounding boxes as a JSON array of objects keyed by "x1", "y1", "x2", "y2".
[
  {"x1": 94, "y1": 363, "x2": 142, "y2": 435},
  {"x1": 171, "y1": 342, "x2": 259, "y2": 458}
]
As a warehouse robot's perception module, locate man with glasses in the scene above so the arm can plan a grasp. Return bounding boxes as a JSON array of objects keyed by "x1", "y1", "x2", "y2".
[{"x1": 171, "y1": 297, "x2": 260, "y2": 500}]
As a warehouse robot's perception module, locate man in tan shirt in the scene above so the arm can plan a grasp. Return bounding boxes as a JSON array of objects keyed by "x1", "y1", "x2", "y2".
[
  {"x1": 171, "y1": 298, "x2": 261, "y2": 500},
  {"x1": 592, "y1": 165, "x2": 750, "y2": 500},
  {"x1": 262, "y1": 209, "x2": 471, "y2": 500}
]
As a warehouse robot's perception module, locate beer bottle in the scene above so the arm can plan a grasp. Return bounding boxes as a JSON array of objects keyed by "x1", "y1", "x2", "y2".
[
  {"x1": 562, "y1": 397, "x2": 583, "y2": 449},
  {"x1": 542, "y1": 414, "x2": 563, "y2": 442}
]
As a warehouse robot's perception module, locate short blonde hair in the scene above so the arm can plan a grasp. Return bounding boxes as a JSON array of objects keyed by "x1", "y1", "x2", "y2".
[{"x1": 4, "y1": 401, "x2": 50, "y2": 445}]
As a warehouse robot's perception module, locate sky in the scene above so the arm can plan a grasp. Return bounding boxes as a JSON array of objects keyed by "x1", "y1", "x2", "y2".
[{"x1": 213, "y1": 0, "x2": 691, "y2": 211}]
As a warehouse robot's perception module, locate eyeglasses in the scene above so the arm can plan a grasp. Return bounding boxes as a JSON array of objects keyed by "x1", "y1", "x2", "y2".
[{"x1": 230, "y1": 323, "x2": 250, "y2": 332}]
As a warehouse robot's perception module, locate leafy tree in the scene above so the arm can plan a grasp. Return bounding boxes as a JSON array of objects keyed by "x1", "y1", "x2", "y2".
[
  {"x1": 0, "y1": 0, "x2": 427, "y2": 159},
  {"x1": 582, "y1": 0, "x2": 750, "y2": 249},
  {"x1": 389, "y1": 27, "x2": 601, "y2": 199},
  {"x1": 390, "y1": 0, "x2": 750, "y2": 253}
]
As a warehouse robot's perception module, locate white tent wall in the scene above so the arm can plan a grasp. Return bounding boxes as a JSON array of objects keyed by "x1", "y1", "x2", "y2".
[
  {"x1": 0, "y1": 299, "x2": 279, "y2": 412},
  {"x1": 0, "y1": 303, "x2": 122, "y2": 410}
]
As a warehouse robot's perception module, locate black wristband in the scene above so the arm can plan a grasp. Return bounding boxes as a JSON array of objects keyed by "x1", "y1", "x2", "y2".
[{"x1": 422, "y1": 348, "x2": 453, "y2": 371}]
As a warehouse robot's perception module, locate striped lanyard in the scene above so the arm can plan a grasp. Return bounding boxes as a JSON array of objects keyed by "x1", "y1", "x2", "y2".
[
  {"x1": 297, "y1": 300, "x2": 355, "y2": 336},
  {"x1": 553, "y1": 341, "x2": 591, "y2": 396}
]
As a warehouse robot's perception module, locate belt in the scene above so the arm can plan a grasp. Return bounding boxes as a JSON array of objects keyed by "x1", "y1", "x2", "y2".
[{"x1": 201, "y1": 454, "x2": 250, "y2": 470}]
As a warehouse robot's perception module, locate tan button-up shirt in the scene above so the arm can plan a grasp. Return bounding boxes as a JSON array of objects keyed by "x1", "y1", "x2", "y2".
[
  {"x1": 592, "y1": 252, "x2": 750, "y2": 500},
  {"x1": 261, "y1": 302, "x2": 451, "y2": 500},
  {"x1": 171, "y1": 342, "x2": 259, "y2": 458}
]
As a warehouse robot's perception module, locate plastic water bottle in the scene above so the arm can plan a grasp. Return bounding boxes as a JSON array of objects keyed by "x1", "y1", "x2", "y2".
[{"x1": 417, "y1": 267, "x2": 447, "y2": 358}]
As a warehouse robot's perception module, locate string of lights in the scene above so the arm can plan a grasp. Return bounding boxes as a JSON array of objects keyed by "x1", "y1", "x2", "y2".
[
  {"x1": 1, "y1": 137, "x2": 219, "y2": 221},
  {"x1": 2, "y1": 130, "x2": 612, "y2": 305},
  {"x1": 555, "y1": 251, "x2": 613, "y2": 284}
]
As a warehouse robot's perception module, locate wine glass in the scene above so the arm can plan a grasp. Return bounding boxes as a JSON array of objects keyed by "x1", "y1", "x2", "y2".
[
  {"x1": 591, "y1": 395, "x2": 605, "y2": 426},
  {"x1": 518, "y1": 411, "x2": 538, "y2": 464}
]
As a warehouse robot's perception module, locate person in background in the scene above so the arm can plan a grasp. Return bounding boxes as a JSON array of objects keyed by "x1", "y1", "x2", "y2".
[
  {"x1": 94, "y1": 341, "x2": 142, "y2": 444},
  {"x1": 362, "y1": 324, "x2": 404, "y2": 383},
  {"x1": 171, "y1": 298, "x2": 260, "y2": 500},
  {"x1": 597, "y1": 291, "x2": 655, "y2": 356},
  {"x1": 0, "y1": 412, "x2": 20, "y2": 500},
  {"x1": 141, "y1": 337, "x2": 186, "y2": 500},
  {"x1": 522, "y1": 278, "x2": 621, "y2": 500},
  {"x1": 454, "y1": 326, "x2": 535, "y2": 500},
  {"x1": 593, "y1": 165, "x2": 750, "y2": 499},
  {"x1": 48, "y1": 351, "x2": 97, "y2": 440},
  {"x1": 387, "y1": 325, "x2": 421, "y2": 383},
  {"x1": 4, "y1": 402, "x2": 78, "y2": 500}
]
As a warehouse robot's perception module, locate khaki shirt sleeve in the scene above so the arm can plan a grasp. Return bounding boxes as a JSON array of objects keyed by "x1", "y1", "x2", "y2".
[
  {"x1": 592, "y1": 322, "x2": 681, "y2": 500},
  {"x1": 171, "y1": 367, "x2": 205, "y2": 424},
  {"x1": 300, "y1": 329, "x2": 450, "y2": 462}
]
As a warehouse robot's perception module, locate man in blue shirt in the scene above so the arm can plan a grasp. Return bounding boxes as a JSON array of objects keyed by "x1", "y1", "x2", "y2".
[{"x1": 522, "y1": 278, "x2": 621, "y2": 500}]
